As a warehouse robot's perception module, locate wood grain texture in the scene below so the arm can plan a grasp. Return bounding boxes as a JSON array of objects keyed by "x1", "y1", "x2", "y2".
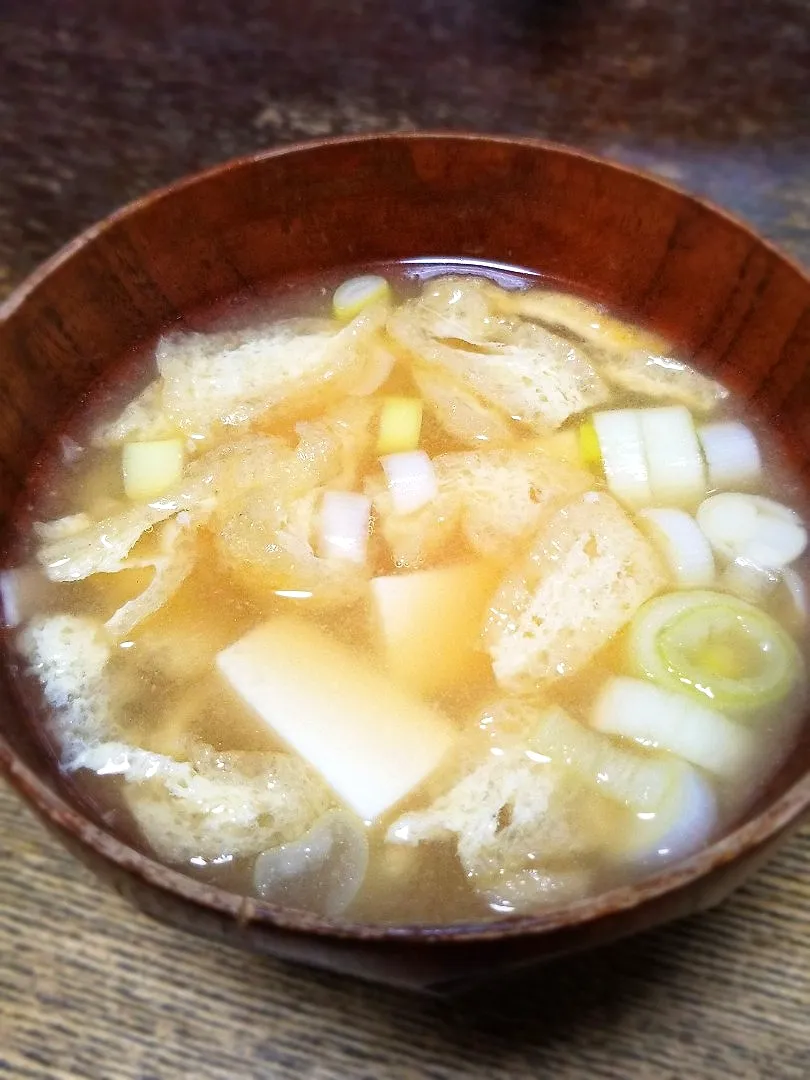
[
  {"x1": 2, "y1": 0, "x2": 810, "y2": 1074},
  {"x1": 1, "y1": 785, "x2": 809, "y2": 1079}
]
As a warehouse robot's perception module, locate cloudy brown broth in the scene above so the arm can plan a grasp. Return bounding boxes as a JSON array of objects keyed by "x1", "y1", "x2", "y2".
[{"x1": 5, "y1": 260, "x2": 809, "y2": 925}]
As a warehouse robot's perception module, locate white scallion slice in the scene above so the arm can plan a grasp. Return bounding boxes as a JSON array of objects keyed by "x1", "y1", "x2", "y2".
[
  {"x1": 698, "y1": 420, "x2": 762, "y2": 489},
  {"x1": 639, "y1": 405, "x2": 706, "y2": 506},
  {"x1": 253, "y1": 810, "x2": 369, "y2": 917},
  {"x1": 780, "y1": 567, "x2": 808, "y2": 633},
  {"x1": 381, "y1": 450, "x2": 439, "y2": 515},
  {"x1": 719, "y1": 555, "x2": 780, "y2": 604},
  {"x1": 697, "y1": 492, "x2": 807, "y2": 568},
  {"x1": 317, "y1": 491, "x2": 372, "y2": 564},
  {"x1": 627, "y1": 589, "x2": 803, "y2": 713},
  {"x1": 484, "y1": 867, "x2": 594, "y2": 916},
  {"x1": 534, "y1": 705, "x2": 703, "y2": 814},
  {"x1": 638, "y1": 507, "x2": 715, "y2": 588},
  {"x1": 332, "y1": 275, "x2": 391, "y2": 322},
  {"x1": 592, "y1": 409, "x2": 651, "y2": 507},
  {"x1": 591, "y1": 676, "x2": 754, "y2": 778},
  {"x1": 616, "y1": 764, "x2": 718, "y2": 867}
]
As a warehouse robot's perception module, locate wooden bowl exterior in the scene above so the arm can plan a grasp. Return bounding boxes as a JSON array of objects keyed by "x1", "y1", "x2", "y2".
[{"x1": 1, "y1": 134, "x2": 809, "y2": 992}]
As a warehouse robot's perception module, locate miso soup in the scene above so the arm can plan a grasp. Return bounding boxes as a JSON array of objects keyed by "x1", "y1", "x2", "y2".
[{"x1": 5, "y1": 261, "x2": 808, "y2": 924}]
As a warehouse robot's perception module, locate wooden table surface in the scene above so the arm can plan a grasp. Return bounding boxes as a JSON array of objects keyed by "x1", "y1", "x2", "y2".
[{"x1": 1, "y1": 2, "x2": 809, "y2": 1076}]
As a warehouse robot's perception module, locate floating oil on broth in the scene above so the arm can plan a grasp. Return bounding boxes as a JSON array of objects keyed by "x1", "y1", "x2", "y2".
[{"x1": 5, "y1": 259, "x2": 809, "y2": 925}]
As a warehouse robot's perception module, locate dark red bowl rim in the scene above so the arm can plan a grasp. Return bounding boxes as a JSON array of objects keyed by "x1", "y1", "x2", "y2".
[{"x1": 1, "y1": 131, "x2": 809, "y2": 945}]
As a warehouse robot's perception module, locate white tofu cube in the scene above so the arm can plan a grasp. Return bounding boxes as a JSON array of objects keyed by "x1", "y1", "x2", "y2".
[{"x1": 217, "y1": 617, "x2": 456, "y2": 822}]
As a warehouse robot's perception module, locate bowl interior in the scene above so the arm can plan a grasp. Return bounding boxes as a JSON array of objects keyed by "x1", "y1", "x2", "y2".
[{"x1": 2, "y1": 133, "x2": 810, "y2": 939}]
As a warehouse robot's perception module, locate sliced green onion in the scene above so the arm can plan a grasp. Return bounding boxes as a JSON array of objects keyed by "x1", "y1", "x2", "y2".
[
  {"x1": 534, "y1": 704, "x2": 705, "y2": 812},
  {"x1": 380, "y1": 450, "x2": 439, "y2": 515},
  {"x1": 317, "y1": 491, "x2": 372, "y2": 564},
  {"x1": 698, "y1": 420, "x2": 761, "y2": 489},
  {"x1": 613, "y1": 763, "x2": 718, "y2": 866},
  {"x1": 592, "y1": 676, "x2": 754, "y2": 778},
  {"x1": 639, "y1": 405, "x2": 706, "y2": 506},
  {"x1": 592, "y1": 405, "x2": 706, "y2": 507},
  {"x1": 578, "y1": 419, "x2": 602, "y2": 470},
  {"x1": 376, "y1": 396, "x2": 423, "y2": 455},
  {"x1": 253, "y1": 810, "x2": 369, "y2": 916},
  {"x1": 333, "y1": 275, "x2": 391, "y2": 322},
  {"x1": 592, "y1": 408, "x2": 651, "y2": 506},
  {"x1": 697, "y1": 492, "x2": 807, "y2": 568},
  {"x1": 779, "y1": 567, "x2": 808, "y2": 634},
  {"x1": 638, "y1": 508, "x2": 715, "y2": 588},
  {"x1": 627, "y1": 589, "x2": 803, "y2": 713},
  {"x1": 122, "y1": 438, "x2": 185, "y2": 503},
  {"x1": 719, "y1": 555, "x2": 780, "y2": 604}
]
